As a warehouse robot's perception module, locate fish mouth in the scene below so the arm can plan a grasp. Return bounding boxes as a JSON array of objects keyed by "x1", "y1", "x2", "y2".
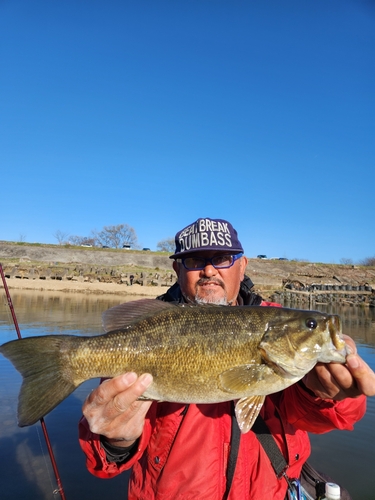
[
  {"x1": 329, "y1": 315, "x2": 346, "y2": 351},
  {"x1": 323, "y1": 315, "x2": 348, "y2": 362}
]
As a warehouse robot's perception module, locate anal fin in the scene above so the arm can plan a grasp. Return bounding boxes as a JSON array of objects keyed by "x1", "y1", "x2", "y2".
[{"x1": 234, "y1": 395, "x2": 265, "y2": 433}]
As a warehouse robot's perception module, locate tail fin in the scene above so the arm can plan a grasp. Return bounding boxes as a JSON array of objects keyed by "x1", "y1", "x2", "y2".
[{"x1": 0, "y1": 335, "x2": 78, "y2": 427}]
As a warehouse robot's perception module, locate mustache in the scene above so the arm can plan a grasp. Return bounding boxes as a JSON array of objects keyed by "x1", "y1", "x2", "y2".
[{"x1": 196, "y1": 277, "x2": 225, "y2": 289}]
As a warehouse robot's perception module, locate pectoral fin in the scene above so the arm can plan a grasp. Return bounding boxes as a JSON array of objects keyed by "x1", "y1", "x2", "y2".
[
  {"x1": 219, "y1": 363, "x2": 273, "y2": 394},
  {"x1": 235, "y1": 395, "x2": 265, "y2": 433}
]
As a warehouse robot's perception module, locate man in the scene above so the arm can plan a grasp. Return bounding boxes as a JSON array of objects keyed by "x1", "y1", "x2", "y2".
[{"x1": 79, "y1": 217, "x2": 374, "y2": 500}]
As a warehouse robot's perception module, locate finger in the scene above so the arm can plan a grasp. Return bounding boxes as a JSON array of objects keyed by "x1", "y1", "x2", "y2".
[
  {"x1": 111, "y1": 373, "x2": 153, "y2": 413},
  {"x1": 98, "y1": 380, "x2": 153, "y2": 441},
  {"x1": 309, "y1": 364, "x2": 344, "y2": 399},
  {"x1": 346, "y1": 355, "x2": 375, "y2": 397},
  {"x1": 83, "y1": 373, "x2": 153, "y2": 437},
  {"x1": 305, "y1": 363, "x2": 354, "y2": 400},
  {"x1": 84, "y1": 372, "x2": 153, "y2": 415},
  {"x1": 85, "y1": 372, "x2": 138, "y2": 407},
  {"x1": 112, "y1": 399, "x2": 153, "y2": 441},
  {"x1": 303, "y1": 366, "x2": 330, "y2": 398},
  {"x1": 325, "y1": 362, "x2": 355, "y2": 392},
  {"x1": 342, "y1": 334, "x2": 357, "y2": 355}
]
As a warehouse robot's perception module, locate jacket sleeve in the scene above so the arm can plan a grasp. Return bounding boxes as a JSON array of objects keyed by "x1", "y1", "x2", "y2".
[
  {"x1": 78, "y1": 403, "x2": 157, "y2": 478},
  {"x1": 277, "y1": 382, "x2": 367, "y2": 433}
]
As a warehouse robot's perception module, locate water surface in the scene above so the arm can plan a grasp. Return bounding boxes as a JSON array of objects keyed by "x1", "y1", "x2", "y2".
[{"x1": 0, "y1": 291, "x2": 374, "y2": 499}]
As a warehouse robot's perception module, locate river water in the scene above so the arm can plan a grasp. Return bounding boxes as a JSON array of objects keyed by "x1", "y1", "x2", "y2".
[{"x1": 0, "y1": 290, "x2": 374, "y2": 500}]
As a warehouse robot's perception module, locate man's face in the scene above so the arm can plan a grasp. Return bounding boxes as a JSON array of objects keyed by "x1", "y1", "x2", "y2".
[{"x1": 172, "y1": 251, "x2": 248, "y2": 306}]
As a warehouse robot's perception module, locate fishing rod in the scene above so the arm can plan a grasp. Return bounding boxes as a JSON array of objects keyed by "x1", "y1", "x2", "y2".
[{"x1": 0, "y1": 263, "x2": 67, "y2": 500}]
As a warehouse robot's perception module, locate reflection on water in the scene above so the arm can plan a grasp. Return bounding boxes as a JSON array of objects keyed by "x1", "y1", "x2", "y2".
[
  {"x1": 0, "y1": 289, "x2": 136, "y2": 336},
  {"x1": 0, "y1": 291, "x2": 135, "y2": 500},
  {"x1": 1, "y1": 291, "x2": 375, "y2": 499}
]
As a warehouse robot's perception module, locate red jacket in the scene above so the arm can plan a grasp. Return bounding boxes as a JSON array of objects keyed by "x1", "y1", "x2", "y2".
[{"x1": 79, "y1": 384, "x2": 365, "y2": 500}]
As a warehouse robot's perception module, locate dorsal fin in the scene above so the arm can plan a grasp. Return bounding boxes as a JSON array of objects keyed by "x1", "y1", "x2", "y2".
[{"x1": 102, "y1": 299, "x2": 176, "y2": 332}]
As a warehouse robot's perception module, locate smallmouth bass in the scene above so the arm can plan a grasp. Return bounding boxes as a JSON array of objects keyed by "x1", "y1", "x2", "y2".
[{"x1": 0, "y1": 299, "x2": 348, "y2": 431}]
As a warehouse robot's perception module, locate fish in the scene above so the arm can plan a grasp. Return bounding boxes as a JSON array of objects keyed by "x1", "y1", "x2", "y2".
[{"x1": 0, "y1": 299, "x2": 348, "y2": 432}]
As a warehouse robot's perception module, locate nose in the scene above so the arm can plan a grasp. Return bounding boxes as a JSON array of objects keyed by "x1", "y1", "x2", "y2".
[{"x1": 200, "y1": 263, "x2": 217, "y2": 277}]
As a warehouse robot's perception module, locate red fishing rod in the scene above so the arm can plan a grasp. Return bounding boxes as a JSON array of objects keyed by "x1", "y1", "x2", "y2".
[{"x1": 0, "y1": 263, "x2": 67, "y2": 500}]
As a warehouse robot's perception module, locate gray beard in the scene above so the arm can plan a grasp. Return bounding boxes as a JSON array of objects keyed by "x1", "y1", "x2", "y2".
[{"x1": 194, "y1": 294, "x2": 230, "y2": 306}]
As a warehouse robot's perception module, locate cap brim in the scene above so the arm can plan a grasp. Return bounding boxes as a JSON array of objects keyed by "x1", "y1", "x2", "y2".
[{"x1": 169, "y1": 247, "x2": 244, "y2": 259}]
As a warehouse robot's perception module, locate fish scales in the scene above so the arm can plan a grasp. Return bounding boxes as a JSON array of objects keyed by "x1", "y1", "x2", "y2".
[
  {"x1": 0, "y1": 299, "x2": 348, "y2": 430},
  {"x1": 69, "y1": 306, "x2": 265, "y2": 401}
]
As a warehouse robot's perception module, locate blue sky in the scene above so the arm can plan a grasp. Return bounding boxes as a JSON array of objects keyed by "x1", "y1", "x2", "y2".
[{"x1": 1, "y1": 0, "x2": 374, "y2": 264}]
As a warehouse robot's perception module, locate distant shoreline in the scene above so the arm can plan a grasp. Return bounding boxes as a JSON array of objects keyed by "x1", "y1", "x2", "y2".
[{"x1": 1, "y1": 242, "x2": 374, "y2": 306}]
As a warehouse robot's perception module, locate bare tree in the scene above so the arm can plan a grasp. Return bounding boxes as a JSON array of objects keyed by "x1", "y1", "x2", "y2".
[
  {"x1": 96, "y1": 224, "x2": 138, "y2": 249},
  {"x1": 340, "y1": 258, "x2": 353, "y2": 265},
  {"x1": 68, "y1": 224, "x2": 138, "y2": 249},
  {"x1": 156, "y1": 238, "x2": 175, "y2": 253},
  {"x1": 69, "y1": 235, "x2": 97, "y2": 247},
  {"x1": 54, "y1": 230, "x2": 69, "y2": 245},
  {"x1": 359, "y1": 256, "x2": 375, "y2": 266}
]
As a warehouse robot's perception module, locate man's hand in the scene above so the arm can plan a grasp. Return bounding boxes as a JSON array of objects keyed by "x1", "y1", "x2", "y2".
[
  {"x1": 303, "y1": 335, "x2": 375, "y2": 400},
  {"x1": 82, "y1": 372, "x2": 153, "y2": 448}
]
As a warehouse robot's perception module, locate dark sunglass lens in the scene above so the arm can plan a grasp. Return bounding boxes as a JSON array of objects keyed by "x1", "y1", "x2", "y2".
[
  {"x1": 212, "y1": 255, "x2": 233, "y2": 268},
  {"x1": 184, "y1": 257, "x2": 206, "y2": 269}
]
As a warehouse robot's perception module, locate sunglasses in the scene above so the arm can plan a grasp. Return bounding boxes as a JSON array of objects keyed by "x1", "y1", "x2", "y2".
[{"x1": 180, "y1": 253, "x2": 243, "y2": 271}]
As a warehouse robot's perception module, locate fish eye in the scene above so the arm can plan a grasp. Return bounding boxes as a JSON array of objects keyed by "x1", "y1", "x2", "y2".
[{"x1": 306, "y1": 318, "x2": 318, "y2": 329}]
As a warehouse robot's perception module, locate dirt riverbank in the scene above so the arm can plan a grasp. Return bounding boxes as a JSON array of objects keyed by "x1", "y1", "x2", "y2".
[{"x1": 2, "y1": 276, "x2": 166, "y2": 298}]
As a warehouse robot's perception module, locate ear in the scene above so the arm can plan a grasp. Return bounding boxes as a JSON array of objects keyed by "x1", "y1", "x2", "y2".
[
  {"x1": 239, "y1": 256, "x2": 248, "y2": 280},
  {"x1": 172, "y1": 260, "x2": 181, "y2": 277}
]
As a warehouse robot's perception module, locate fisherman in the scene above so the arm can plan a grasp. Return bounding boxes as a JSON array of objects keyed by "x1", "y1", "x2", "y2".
[{"x1": 79, "y1": 217, "x2": 374, "y2": 500}]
